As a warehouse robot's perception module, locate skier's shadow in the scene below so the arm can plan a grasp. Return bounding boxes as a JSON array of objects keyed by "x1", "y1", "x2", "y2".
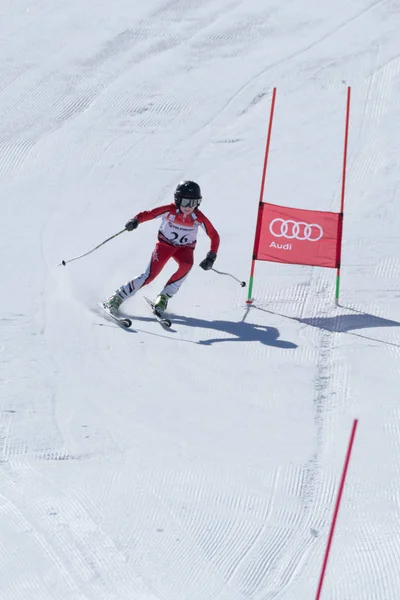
[{"x1": 170, "y1": 314, "x2": 298, "y2": 348}]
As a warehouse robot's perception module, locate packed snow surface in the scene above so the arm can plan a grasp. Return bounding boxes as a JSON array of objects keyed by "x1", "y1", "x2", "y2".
[{"x1": 1, "y1": 1, "x2": 400, "y2": 598}]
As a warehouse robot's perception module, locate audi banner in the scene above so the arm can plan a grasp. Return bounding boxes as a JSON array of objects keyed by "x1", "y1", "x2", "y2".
[{"x1": 254, "y1": 203, "x2": 343, "y2": 269}]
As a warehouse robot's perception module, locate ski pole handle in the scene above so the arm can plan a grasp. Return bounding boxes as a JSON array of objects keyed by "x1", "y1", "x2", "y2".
[
  {"x1": 59, "y1": 229, "x2": 126, "y2": 266},
  {"x1": 211, "y1": 267, "x2": 246, "y2": 287}
]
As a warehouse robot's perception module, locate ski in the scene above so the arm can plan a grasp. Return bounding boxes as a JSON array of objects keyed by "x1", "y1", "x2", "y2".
[
  {"x1": 98, "y1": 303, "x2": 133, "y2": 329},
  {"x1": 143, "y1": 296, "x2": 172, "y2": 329}
]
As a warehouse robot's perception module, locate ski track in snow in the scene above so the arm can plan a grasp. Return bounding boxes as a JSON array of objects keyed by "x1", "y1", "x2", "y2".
[
  {"x1": 2, "y1": 0, "x2": 400, "y2": 598},
  {"x1": 0, "y1": 465, "x2": 157, "y2": 600}
]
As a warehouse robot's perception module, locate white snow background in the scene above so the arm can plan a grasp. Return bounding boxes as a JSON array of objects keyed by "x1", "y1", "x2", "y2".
[{"x1": 1, "y1": 1, "x2": 400, "y2": 598}]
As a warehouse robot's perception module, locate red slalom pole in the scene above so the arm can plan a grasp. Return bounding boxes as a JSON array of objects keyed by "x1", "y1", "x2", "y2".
[
  {"x1": 315, "y1": 418, "x2": 358, "y2": 600},
  {"x1": 247, "y1": 87, "x2": 277, "y2": 304},
  {"x1": 335, "y1": 86, "x2": 351, "y2": 304}
]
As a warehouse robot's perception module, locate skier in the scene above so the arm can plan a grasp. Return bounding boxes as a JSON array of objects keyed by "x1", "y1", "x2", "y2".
[{"x1": 102, "y1": 180, "x2": 220, "y2": 315}]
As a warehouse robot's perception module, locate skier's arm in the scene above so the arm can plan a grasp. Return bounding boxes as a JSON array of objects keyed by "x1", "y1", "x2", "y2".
[
  {"x1": 198, "y1": 212, "x2": 220, "y2": 270},
  {"x1": 199, "y1": 213, "x2": 220, "y2": 254},
  {"x1": 134, "y1": 204, "x2": 175, "y2": 224}
]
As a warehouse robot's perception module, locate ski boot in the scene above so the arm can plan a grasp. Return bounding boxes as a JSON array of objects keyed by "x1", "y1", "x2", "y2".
[
  {"x1": 102, "y1": 293, "x2": 123, "y2": 316},
  {"x1": 154, "y1": 294, "x2": 169, "y2": 315}
]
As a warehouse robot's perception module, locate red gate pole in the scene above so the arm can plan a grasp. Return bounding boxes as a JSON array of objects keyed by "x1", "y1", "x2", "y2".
[
  {"x1": 315, "y1": 418, "x2": 358, "y2": 600},
  {"x1": 335, "y1": 86, "x2": 351, "y2": 305},
  {"x1": 247, "y1": 87, "x2": 277, "y2": 304}
]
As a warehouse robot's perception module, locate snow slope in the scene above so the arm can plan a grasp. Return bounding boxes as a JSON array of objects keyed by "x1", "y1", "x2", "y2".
[{"x1": 1, "y1": 1, "x2": 400, "y2": 598}]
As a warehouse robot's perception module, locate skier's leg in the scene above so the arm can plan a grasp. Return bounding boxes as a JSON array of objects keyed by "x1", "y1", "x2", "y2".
[
  {"x1": 104, "y1": 243, "x2": 172, "y2": 311},
  {"x1": 155, "y1": 246, "x2": 194, "y2": 310}
]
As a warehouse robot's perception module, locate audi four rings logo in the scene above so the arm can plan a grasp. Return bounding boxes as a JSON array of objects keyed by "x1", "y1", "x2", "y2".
[{"x1": 269, "y1": 218, "x2": 323, "y2": 241}]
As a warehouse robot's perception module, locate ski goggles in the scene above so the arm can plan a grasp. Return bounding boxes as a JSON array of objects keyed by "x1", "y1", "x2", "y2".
[{"x1": 180, "y1": 197, "x2": 201, "y2": 208}]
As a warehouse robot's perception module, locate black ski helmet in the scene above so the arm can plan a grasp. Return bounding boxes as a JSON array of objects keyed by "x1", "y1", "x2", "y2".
[{"x1": 174, "y1": 180, "x2": 202, "y2": 208}]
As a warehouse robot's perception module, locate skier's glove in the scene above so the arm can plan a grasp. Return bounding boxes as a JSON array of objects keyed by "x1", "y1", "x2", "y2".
[
  {"x1": 125, "y1": 218, "x2": 139, "y2": 231},
  {"x1": 199, "y1": 251, "x2": 217, "y2": 271}
]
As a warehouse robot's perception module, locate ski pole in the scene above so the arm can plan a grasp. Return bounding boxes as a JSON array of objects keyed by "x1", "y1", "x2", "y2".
[
  {"x1": 211, "y1": 267, "x2": 246, "y2": 287},
  {"x1": 59, "y1": 229, "x2": 126, "y2": 266}
]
